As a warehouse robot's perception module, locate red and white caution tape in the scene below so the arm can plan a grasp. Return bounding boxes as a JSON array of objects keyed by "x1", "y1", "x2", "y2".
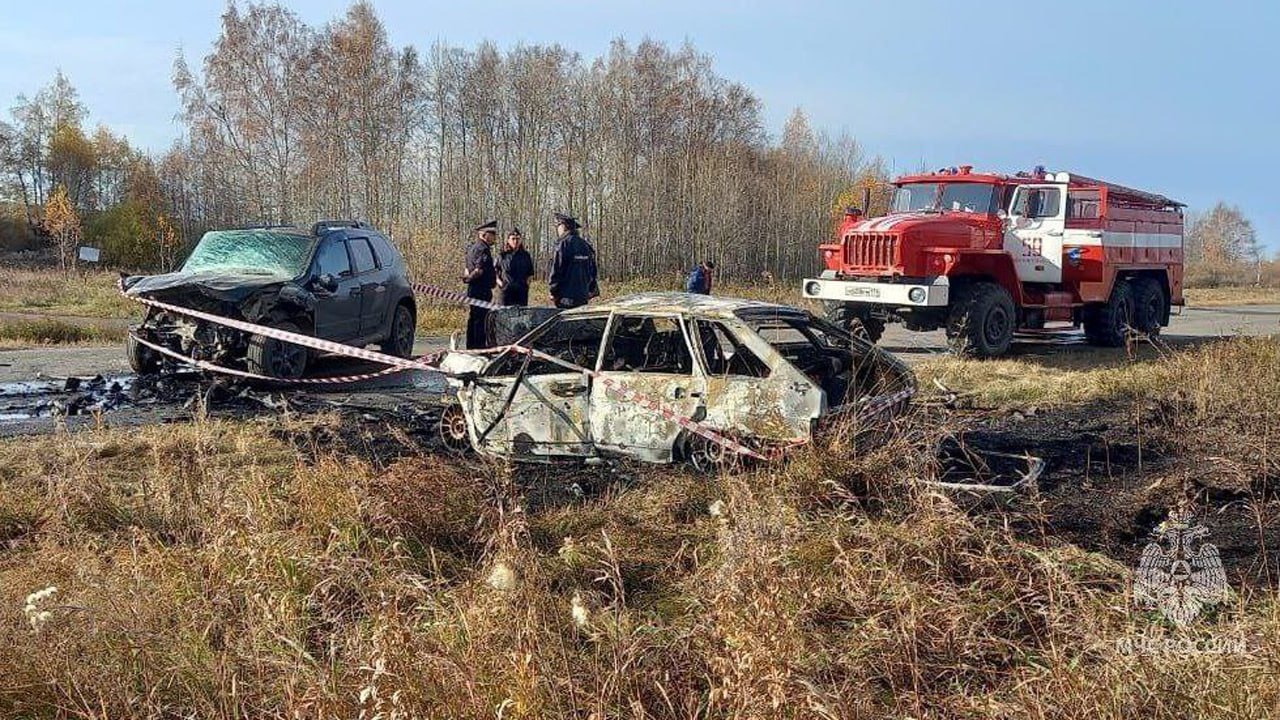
[
  {"x1": 411, "y1": 282, "x2": 505, "y2": 311},
  {"x1": 127, "y1": 290, "x2": 436, "y2": 372},
  {"x1": 131, "y1": 332, "x2": 424, "y2": 385}
]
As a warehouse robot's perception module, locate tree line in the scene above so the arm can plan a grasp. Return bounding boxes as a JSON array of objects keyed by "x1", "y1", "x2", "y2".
[
  {"x1": 0, "y1": 0, "x2": 1269, "y2": 287},
  {"x1": 0, "y1": 1, "x2": 884, "y2": 283}
]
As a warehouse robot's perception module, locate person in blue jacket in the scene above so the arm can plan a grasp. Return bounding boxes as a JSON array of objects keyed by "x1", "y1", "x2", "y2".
[{"x1": 686, "y1": 260, "x2": 715, "y2": 295}]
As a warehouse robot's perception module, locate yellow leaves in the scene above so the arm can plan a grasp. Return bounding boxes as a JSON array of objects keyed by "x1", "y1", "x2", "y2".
[
  {"x1": 42, "y1": 184, "x2": 81, "y2": 273},
  {"x1": 43, "y1": 184, "x2": 80, "y2": 239}
]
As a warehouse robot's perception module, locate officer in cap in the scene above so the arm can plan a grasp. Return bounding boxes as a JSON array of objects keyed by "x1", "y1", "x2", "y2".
[
  {"x1": 462, "y1": 220, "x2": 498, "y2": 348},
  {"x1": 496, "y1": 226, "x2": 535, "y2": 307},
  {"x1": 547, "y1": 212, "x2": 599, "y2": 309}
]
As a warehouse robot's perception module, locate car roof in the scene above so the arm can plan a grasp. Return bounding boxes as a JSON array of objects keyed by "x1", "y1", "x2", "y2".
[{"x1": 561, "y1": 292, "x2": 808, "y2": 321}]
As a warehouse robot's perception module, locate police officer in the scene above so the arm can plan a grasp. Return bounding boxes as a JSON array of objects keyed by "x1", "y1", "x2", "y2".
[
  {"x1": 462, "y1": 220, "x2": 498, "y2": 348},
  {"x1": 547, "y1": 212, "x2": 599, "y2": 309},
  {"x1": 496, "y1": 226, "x2": 535, "y2": 307}
]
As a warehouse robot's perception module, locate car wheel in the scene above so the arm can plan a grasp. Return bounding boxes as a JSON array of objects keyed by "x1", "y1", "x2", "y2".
[
  {"x1": 945, "y1": 282, "x2": 1015, "y2": 358},
  {"x1": 126, "y1": 331, "x2": 161, "y2": 375},
  {"x1": 438, "y1": 402, "x2": 471, "y2": 453},
  {"x1": 246, "y1": 321, "x2": 309, "y2": 379},
  {"x1": 380, "y1": 303, "x2": 416, "y2": 358},
  {"x1": 680, "y1": 431, "x2": 742, "y2": 475}
]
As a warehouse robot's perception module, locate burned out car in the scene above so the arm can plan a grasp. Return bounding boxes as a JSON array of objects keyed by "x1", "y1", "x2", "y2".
[
  {"x1": 439, "y1": 293, "x2": 914, "y2": 467},
  {"x1": 124, "y1": 221, "x2": 417, "y2": 379}
]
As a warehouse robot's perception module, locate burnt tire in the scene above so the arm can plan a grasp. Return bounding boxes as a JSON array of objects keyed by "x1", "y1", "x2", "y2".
[
  {"x1": 945, "y1": 282, "x2": 1015, "y2": 358},
  {"x1": 438, "y1": 402, "x2": 471, "y2": 453},
  {"x1": 126, "y1": 332, "x2": 161, "y2": 375},
  {"x1": 826, "y1": 303, "x2": 885, "y2": 344},
  {"x1": 381, "y1": 303, "x2": 416, "y2": 358},
  {"x1": 1084, "y1": 280, "x2": 1136, "y2": 347},
  {"x1": 678, "y1": 430, "x2": 744, "y2": 475},
  {"x1": 1131, "y1": 277, "x2": 1165, "y2": 336},
  {"x1": 246, "y1": 321, "x2": 309, "y2": 380}
]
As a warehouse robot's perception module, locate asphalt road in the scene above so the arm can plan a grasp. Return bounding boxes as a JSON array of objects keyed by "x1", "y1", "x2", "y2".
[{"x1": 0, "y1": 304, "x2": 1276, "y2": 384}]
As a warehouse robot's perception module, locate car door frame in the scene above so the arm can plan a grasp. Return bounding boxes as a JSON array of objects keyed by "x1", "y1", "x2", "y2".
[
  {"x1": 688, "y1": 316, "x2": 820, "y2": 444},
  {"x1": 344, "y1": 234, "x2": 390, "y2": 341},
  {"x1": 310, "y1": 237, "x2": 363, "y2": 340},
  {"x1": 465, "y1": 313, "x2": 609, "y2": 460},
  {"x1": 588, "y1": 310, "x2": 707, "y2": 463}
]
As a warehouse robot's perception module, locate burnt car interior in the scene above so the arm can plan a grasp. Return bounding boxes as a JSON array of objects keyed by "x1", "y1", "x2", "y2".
[
  {"x1": 693, "y1": 319, "x2": 770, "y2": 377},
  {"x1": 738, "y1": 311, "x2": 887, "y2": 408},
  {"x1": 481, "y1": 308, "x2": 900, "y2": 412},
  {"x1": 603, "y1": 316, "x2": 693, "y2": 374},
  {"x1": 488, "y1": 316, "x2": 608, "y2": 375}
]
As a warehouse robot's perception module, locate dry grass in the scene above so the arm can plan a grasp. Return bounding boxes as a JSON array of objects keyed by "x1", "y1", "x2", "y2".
[
  {"x1": 0, "y1": 317, "x2": 126, "y2": 346},
  {"x1": 0, "y1": 339, "x2": 1277, "y2": 718},
  {"x1": 0, "y1": 268, "x2": 137, "y2": 319},
  {"x1": 1185, "y1": 286, "x2": 1280, "y2": 307},
  {"x1": 917, "y1": 336, "x2": 1280, "y2": 417}
]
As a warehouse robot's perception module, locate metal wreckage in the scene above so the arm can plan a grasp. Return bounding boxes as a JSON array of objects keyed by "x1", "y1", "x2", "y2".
[{"x1": 438, "y1": 292, "x2": 917, "y2": 470}]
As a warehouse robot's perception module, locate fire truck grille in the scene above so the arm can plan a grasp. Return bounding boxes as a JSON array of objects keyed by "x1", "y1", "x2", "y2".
[{"x1": 844, "y1": 233, "x2": 899, "y2": 268}]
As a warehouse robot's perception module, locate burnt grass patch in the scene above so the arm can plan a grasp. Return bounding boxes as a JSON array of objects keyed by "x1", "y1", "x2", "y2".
[{"x1": 954, "y1": 399, "x2": 1280, "y2": 587}]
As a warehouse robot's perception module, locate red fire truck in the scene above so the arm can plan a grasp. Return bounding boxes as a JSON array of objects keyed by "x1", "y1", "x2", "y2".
[{"x1": 802, "y1": 166, "x2": 1185, "y2": 356}]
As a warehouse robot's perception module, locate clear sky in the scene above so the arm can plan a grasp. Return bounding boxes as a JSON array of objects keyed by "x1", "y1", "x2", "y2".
[{"x1": 2, "y1": 0, "x2": 1276, "y2": 249}]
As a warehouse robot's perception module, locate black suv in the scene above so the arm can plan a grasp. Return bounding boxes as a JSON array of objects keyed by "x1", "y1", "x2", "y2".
[{"x1": 124, "y1": 220, "x2": 417, "y2": 379}]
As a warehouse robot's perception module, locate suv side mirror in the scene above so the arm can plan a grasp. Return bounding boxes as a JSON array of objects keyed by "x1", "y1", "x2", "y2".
[{"x1": 315, "y1": 273, "x2": 339, "y2": 293}]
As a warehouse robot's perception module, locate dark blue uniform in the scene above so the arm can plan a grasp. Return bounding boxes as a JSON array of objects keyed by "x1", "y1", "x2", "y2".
[
  {"x1": 464, "y1": 239, "x2": 496, "y2": 348},
  {"x1": 547, "y1": 231, "x2": 598, "y2": 308}
]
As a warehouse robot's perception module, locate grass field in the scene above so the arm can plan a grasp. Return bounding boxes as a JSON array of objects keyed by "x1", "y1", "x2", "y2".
[
  {"x1": 1184, "y1": 286, "x2": 1280, "y2": 306},
  {"x1": 0, "y1": 337, "x2": 1276, "y2": 718}
]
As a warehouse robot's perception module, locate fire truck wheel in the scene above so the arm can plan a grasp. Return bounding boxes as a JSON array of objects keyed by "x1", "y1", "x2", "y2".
[
  {"x1": 1084, "y1": 280, "x2": 1136, "y2": 347},
  {"x1": 826, "y1": 303, "x2": 885, "y2": 344},
  {"x1": 1131, "y1": 278, "x2": 1164, "y2": 336},
  {"x1": 946, "y1": 282, "x2": 1015, "y2": 358}
]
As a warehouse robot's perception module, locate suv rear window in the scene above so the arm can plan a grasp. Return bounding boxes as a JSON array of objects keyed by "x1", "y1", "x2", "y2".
[
  {"x1": 369, "y1": 234, "x2": 403, "y2": 270},
  {"x1": 349, "y1": 238, "x2": 378, "y2": 274}
]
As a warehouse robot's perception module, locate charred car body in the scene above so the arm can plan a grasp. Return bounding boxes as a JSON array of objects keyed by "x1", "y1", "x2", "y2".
[
  {"x1": 439, "y1": 293, "x2": 914, "y2": 468},
  {"x1": 124, "y1": 221, "x2": 417, "y2": 379}
]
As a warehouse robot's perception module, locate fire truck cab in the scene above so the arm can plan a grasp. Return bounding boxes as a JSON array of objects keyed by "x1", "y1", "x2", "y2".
[{"x1": 802, "y1": 166, "x2": 1185, "y2": 357}]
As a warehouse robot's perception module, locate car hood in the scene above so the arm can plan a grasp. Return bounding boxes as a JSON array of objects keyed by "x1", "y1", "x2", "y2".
[{"x1": 123, "y1": 269, "x2": 297, "y2": 303}]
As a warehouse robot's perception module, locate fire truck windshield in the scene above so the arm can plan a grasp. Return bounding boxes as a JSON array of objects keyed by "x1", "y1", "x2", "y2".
[{"x1": 891, "y1": 183, "x2": 999, "y2": 215}]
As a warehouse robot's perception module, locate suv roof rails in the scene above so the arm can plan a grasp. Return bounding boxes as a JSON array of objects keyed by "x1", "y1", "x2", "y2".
[
  {"x1": 311, "y1": 219, "x2": 370, "y2": 236},
  {"x1": 230, "y1": 223, "x2": 302, "y2": 231}
]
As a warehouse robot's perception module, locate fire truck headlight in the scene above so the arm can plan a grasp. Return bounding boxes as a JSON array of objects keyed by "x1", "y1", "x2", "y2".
[
  {"x1": 822, "y1": 249, "x2": 834, "y2": 260},
  {"x1": 908, "y1": 287, "x2": 927, "y2": 303},
  {"x1": 805, "y1": 281, "x2": 822, "y2": 296}
]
